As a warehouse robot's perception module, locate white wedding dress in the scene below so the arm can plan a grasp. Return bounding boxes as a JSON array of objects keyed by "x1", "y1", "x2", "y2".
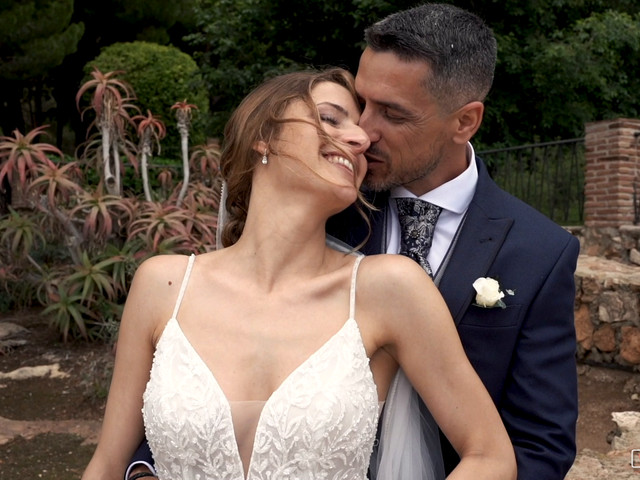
[{"x1": 142, "y1": 254, "x2": 380, "y2": 480}]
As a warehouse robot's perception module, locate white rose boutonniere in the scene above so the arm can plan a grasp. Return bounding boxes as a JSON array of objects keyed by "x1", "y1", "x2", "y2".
[{"x1": 472, "y1": 277, "x2": 514, "y2": 309}]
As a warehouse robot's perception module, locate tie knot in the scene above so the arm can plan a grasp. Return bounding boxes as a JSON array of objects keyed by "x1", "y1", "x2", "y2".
[{"x1": 396, "y1": 197, "x2": 442, "y2": 220}]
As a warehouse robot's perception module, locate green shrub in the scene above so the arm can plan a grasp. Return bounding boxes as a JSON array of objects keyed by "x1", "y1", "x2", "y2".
[{"x1": 84, "y1": 41, "x2": 210, "y2": 157}]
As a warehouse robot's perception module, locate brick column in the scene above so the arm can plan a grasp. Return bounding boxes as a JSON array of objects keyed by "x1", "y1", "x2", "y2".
[{"x1": 584, "y1": 118, "x2": 640, "y2": 227}]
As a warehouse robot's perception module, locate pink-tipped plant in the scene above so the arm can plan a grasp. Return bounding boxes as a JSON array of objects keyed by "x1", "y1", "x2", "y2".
[
  {"x1": 171, "y1": 100, "x2": 198, "y2": 207},
  {"x1": 0, "y1": 126, "x2": 63, "y2": 208},
  {"x1": 133, "y1": 110, "x2": 167, "y2": 201},
  {"x1": 76, "y1": 67, "x2": 139, "y2": 195},
  {"x1": 189, "y1": 139, "x2": 221, "y2": 187}
]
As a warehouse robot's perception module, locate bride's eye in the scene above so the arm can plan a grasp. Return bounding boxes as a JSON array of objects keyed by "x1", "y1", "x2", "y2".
[{"x1": 320, "y1": 114, "x2": 339, "y2": 126}]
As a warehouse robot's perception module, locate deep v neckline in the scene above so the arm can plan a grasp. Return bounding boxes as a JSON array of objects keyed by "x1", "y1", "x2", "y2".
[
  {"x1": 171, "y1": 315, "x2": 355, "y2": 404},
  {"x1": 166, "y1": 253, "x2": 365, "y2": 406},
  {"x1": 167, "y1": 316, "x2": 359, "y2": 478}
]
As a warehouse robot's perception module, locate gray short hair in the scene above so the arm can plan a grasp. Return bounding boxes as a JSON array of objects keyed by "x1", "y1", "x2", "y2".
[{"x1": 364, "y1": 3, "x2": 497, "y2": 112}]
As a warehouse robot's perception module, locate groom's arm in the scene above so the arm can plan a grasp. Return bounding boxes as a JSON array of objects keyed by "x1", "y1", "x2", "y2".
[
  {"x1": 124, "y1": 439, "x2": 156, "y2": 480},
  {"x1": 500, "y1": 236, "x2": 580, "y2": 479}
]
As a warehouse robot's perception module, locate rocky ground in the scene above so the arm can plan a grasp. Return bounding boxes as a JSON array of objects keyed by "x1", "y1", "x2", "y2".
[
  {"x1": 0, "y1": 310, "x2": 111, "y2": 479},
  {"x1": 1, "y1": 309, "x2": 640, "y2": 479}
]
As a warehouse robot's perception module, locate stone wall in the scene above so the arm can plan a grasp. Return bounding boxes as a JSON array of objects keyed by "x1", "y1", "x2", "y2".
[
  {"x1": 574, "y1": 118, "x2": 640, "y2": 369},
  {"x1": 575, "y1": 251, "x2": 640, "y2": 369},
  {"x1": 579, "y1": 225, "x2": 640, "y2": 265}
]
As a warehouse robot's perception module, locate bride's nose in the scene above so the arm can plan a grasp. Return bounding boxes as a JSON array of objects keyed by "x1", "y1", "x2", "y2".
[{"x1": 341, "y1": 124, "x2": 371, "y2": 155}]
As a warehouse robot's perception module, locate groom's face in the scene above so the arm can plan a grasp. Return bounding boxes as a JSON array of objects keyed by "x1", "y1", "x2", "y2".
[{"x1": 355, "y1": 48, "x2": 460, "y2": 196}]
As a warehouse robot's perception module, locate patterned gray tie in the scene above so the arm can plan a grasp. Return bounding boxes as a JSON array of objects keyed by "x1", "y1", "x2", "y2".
[{"x1": 395, "y1": 197, "x2": 443, "y2": 277}]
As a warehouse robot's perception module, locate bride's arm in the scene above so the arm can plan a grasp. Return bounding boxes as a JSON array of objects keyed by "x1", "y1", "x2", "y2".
[
  {"x1": 82, "y1": 256, "x2": 181, "y2": 480},
  {"x1": 361, "y1": 255, "x2": 517, "y2": 480}
]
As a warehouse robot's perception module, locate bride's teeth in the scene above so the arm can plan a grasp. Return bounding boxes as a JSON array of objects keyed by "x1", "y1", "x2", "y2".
[{"x1": 328, "y1": 155, "x2": 354, "y2": 172}]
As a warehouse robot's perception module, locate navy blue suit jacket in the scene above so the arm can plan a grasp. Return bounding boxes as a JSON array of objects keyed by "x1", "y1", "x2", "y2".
[
  {"x1": 131, "y1": 158, "x2": 579, "y2": 479},
  {"x1": 327, "y1": 158, "x2": 580, "y2": 479}
]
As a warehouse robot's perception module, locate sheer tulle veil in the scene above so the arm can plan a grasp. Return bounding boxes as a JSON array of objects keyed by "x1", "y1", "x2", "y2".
[
  {"x1": 215, "y1": 181, "x2": 228, "y2": 250},
  {"x1": 216, "y1": 180, "x2": 444, "y2": 479},
  {"x1": 370, "y1": 369, "x2": 445, "y2": 480}
]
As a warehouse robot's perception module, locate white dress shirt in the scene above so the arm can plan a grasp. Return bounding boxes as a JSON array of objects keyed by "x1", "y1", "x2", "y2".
[{"x1": 386, "y1": 143, "x2": 479, "y2": 275}]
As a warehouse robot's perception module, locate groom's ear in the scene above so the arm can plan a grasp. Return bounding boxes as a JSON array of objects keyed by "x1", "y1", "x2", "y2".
[{"x1": 451, "y1": 101, "x2": 484, "y2": 145}]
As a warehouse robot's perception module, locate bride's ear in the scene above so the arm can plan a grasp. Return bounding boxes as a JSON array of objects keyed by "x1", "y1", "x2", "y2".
[{"x1": 253, "y1": 140, "x2": 268, "y2": 155}]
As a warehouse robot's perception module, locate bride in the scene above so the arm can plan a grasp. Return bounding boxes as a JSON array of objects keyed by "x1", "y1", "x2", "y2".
[{"x1": 82, "y1": 67, "x2": 516, "y2": 480}]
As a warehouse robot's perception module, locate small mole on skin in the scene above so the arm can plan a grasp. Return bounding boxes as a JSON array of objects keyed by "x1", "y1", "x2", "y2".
[{"x1": 168, "y1": 281, "x2": 173, "y2": 286}]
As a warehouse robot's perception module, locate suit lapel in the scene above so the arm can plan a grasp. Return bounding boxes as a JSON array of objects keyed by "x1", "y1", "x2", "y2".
[
  {"x1": 437, "y1": 206, "x2": 512, "y2": 324},
  {"x1": 437, "y1": 159, "x2": 514, "y2": 324}
]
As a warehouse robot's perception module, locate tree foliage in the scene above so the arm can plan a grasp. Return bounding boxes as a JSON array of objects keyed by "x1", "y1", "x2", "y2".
[
  {"x1": 0, "y1": 0, "x2": 84, "y2": 135},
  {"x1": 470, "y1": 0, "x2": 640, "y2": 146},
  {"x1": 85, "y1": 42, "x2": 209, "y2": 156},
  {"x1": 531, "y1": 10, "x2": 640, "y2": 134},
  {"x1": 185, "y1": 0, "x2": 416, "y2": 134},
  {"x1": 0, "y1": 0, "x2": 84, "y2": 80}
]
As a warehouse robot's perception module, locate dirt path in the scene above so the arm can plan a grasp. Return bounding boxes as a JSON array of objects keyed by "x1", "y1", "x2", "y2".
[{"x1": 1, "y1": 310, "x2": 640, "y2": 479}]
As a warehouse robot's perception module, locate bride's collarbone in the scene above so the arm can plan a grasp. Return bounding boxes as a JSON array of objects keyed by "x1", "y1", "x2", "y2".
[{"x1": 193, "y1": 272, "x2": 352, "y2": 307}]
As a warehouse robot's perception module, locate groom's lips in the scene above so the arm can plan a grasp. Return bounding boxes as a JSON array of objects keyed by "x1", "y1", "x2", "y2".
[
  {"x1": 365, "y1": 145, "x2": 386, "y2": 163},
  {"x1": 365, "y1": 153, "x2": 385, "y2": 171}
]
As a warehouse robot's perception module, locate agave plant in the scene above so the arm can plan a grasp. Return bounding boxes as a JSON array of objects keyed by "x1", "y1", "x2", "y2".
[
  {"x1": 33, "y1": 263, "x2": 73, "y2": 309},
  {"x1": 76, "y1": 67, "x2": 139, "y2": 196},
  {"x1": 187, "y1": 209, "x2": 218, "y2": 253},
  {"x1": 0, "y1": 126, "x2": 63, "y2": 208},
  {"x1": 25, "y1": 160, "x2": 86, "y2": 263},
  {"x1": 127, "y1": 201, "x2": 192, "y2": 254},
  {"x1": 40, "y1": 249, "x2": 129, "y2": 342},
  {"x1": 133, "y1": 110, "x2": 167, "y2": 202},
  {"x1": 42, "y1": 282, "x2": 96, "y2": 342},
  {"x1": 100, "y1": 240, "x2": 147, "y2": 298},
  {"x1": 178, "y1": 179, "x2": 222, "y2": 213},
  {"x1": 157, "y1": 168, "x2": 175, "y2": 199},
  {"x1": 29, "y1": 160, "x2": 83, "y2": 210},
  {"x1": 68, "y1": 190, "x2": 136, "y2": 244},
  {"x1": 0, "y1": 208, "x2": 46, "y2": 259},
  {"x1": 64, "y1": 250, "x2": 120, "y2": 304},
  {"x1": 189, "y1": 139, "x2": 221, "y2": 187},
  {"x1": 171, "y1": 100, "x2": 198, "y2": 207}
]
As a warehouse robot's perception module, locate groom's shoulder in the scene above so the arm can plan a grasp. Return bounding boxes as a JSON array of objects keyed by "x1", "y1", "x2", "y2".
[
  {"x1": 477, "y1": 186, "x2": 579, "y2": 266},
  {"x1": 477, "y1": 172, "x2": 573, "y2": 235}
]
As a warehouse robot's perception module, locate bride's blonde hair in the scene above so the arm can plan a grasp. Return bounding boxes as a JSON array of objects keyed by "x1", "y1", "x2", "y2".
[{"x1": 219, "y1": 67, "x2": 372, "y2": 248}]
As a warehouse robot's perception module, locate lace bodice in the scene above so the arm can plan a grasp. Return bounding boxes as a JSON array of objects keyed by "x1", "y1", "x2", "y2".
[{"x1": 142, "y1": 254, "x2": 379, "y2": 480}]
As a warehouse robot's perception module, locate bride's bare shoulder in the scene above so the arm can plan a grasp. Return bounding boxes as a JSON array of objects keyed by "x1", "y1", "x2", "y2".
[
  {"x1": 358, "y1": 254, "x2": 434, "y2": 301},
  {"x1": 135, "y1": 253, "x2": 192, "y2": 279},
  {"x1": 128, "y1": 254, "x2": 207, "y2": 302},
  {"x1": 361, "y1": 254, "x2": 430, "y2": 283}
]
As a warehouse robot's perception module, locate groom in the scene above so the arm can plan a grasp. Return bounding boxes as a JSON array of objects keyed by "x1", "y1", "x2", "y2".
[
  {"x1": 126, "y1": 3, "x2": 579, "y2": 479},
  {"x1": 328, "y1": 3, "x2": 579, "y2": 479}
]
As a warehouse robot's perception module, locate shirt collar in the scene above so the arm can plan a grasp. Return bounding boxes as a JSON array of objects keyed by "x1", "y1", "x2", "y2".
[{"x1": 390, "y1": 143, "x2": 478, "y2": 214}]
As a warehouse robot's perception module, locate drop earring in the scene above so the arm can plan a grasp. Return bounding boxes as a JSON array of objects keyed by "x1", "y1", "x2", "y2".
[{"x1": 261, "y1": 151, "x2": 268, "y2": 165}]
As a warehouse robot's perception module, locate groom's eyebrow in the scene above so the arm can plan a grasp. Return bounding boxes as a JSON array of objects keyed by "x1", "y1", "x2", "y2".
[
  {"x1": 359, "y1": 95, "x2": 414, "y2": 117},
  {"x1": 381, "y1": 99, "x2": 414, "y2": 116}
]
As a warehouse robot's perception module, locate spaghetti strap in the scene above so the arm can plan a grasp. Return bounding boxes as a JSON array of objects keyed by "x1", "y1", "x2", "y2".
[
  {"x1": 348, "y1": 255, "x2": 364, "y2": 320},
  {"x1": 171, "y1": 254, "x2": 196, "y2": 320}
]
